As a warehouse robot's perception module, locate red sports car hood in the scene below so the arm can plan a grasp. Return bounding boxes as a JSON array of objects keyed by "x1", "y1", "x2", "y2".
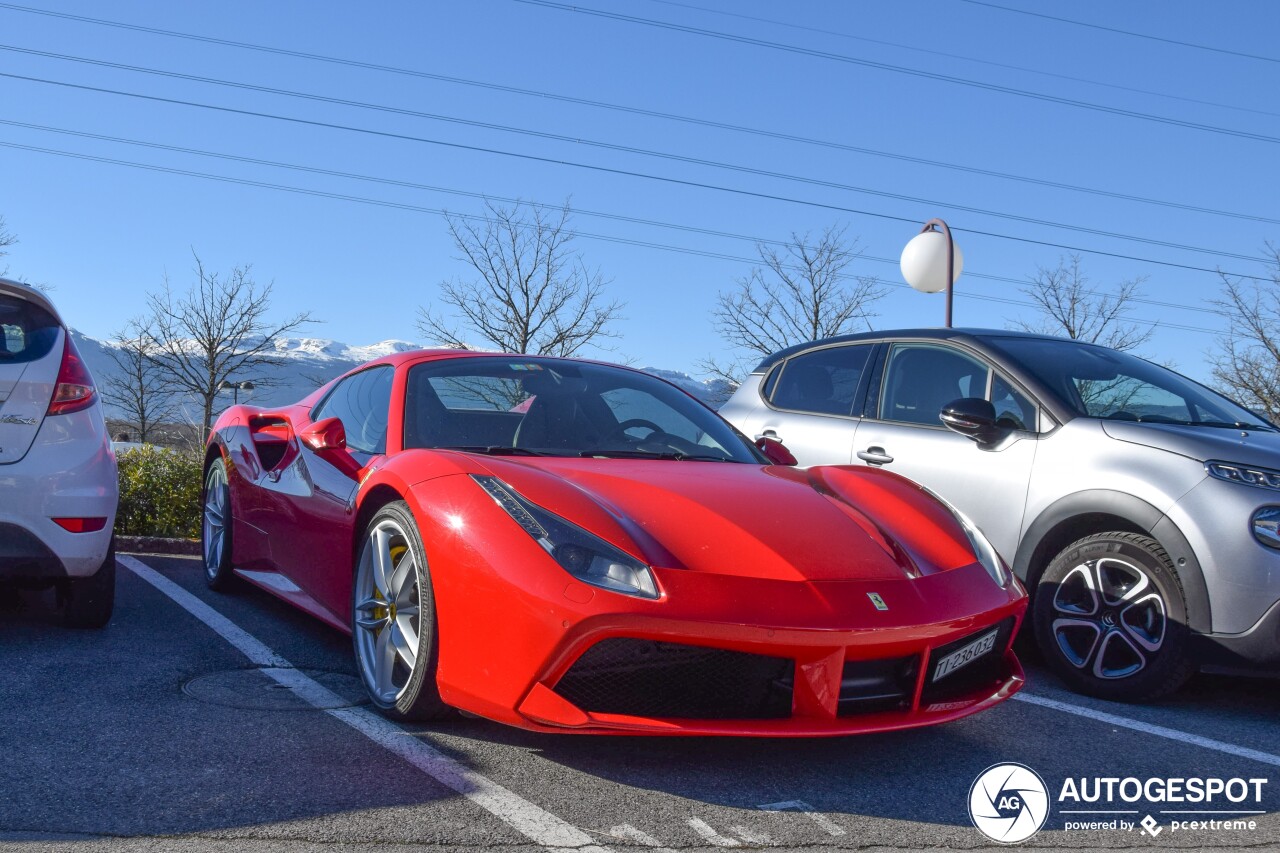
[{"x1": 470, "y1": 458, "x2": 977, "y2": 583}]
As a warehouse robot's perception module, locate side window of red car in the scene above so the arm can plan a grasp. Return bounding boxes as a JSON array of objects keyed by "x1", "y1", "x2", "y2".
[{"x1": 313, "y1": 366, "x2": 394, "y2": 456}]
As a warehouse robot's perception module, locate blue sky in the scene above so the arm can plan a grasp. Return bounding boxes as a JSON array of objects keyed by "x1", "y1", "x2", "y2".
[{"x1": 2, "y1": 0, "x2": 1277, "y2": 381}]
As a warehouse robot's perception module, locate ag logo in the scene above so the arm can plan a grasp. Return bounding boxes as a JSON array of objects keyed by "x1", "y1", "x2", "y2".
[{"x1": 968, "y1": 762, "x2": 1050, "y2": 844}]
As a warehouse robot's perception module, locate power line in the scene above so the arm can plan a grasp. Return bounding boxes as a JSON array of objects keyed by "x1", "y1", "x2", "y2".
[
  {"x1": 641, "y1": 0, "x2": 1280, "y2": 120},
  {"x1": 512, "y1": 0, "x2": 1280, "y2": 146},
  {"x1": 0, "y1": 136, "x2": 1219, "y2": 337},
  {"x1": 957, "y1": 0, "x2": 1280, "y2": 66},
  {"x1": 0, "y1": 3, "x2": 1272, "y2": 227},
  {"x1": 1, "y1": 115, "x2": 1231, "y2": 322},
  {"x1": 0, "y1": 43, "x2": 1263, "y2": 265},
  {"x1": 0, "y1": 70, "x2": 1271, "y2": 282}
]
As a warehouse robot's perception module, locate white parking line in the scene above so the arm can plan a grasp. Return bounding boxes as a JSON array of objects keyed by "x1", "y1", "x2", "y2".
[
  {"x1": 608, "y1": 824, "x2": 677, "y2": 852},
  {"x1": 120, "y1": 556, "x2": 612, "y2": 853},
  {"x1": 686, "y1": 817, "x2": 742, "y2": 847},
  {"x1": 1012, "y1": 692, "x2": 1280, "y2": 768}
]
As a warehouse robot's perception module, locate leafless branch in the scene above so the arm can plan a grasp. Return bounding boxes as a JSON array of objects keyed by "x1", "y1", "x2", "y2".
[
  {"x1": 704, "y1": 225, "x2": 885, "y2": 386},
  {"x1": 1209, "y1": 244, "x2": 1280, "y2": 417},
  {"x1": 417, "y1": 200, "x2": 624, "y2": 357},
  {"x1": 146, "y1": 252, "x2": 314, "y2": 432},
  {"x1": 1013, "y1": 254, "x2": 1154, "y2": 353},
  {"x1": 101, "y1": 317, "x2": 181, "y2": 443}
]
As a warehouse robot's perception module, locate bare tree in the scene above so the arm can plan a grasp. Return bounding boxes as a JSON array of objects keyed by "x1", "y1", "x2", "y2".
[
  {"x1": 701, "y1": 226, "x2": 885, "y2": 390},
  {"x1": 101, "y1": 318, "x2": 178, "y2": 443},
  {"x1": 0, "y1": 215, "x2": 16, "y2": 275},
  {"x1": 1014, "y1": 255, "x2": 1154, "y2": 352},
  {"x1": 417, "y1": 200, "x2": 623, "y2": 357},
  {"x1": 1209, "y1": 244, "x2": 1280, "y2": 417},
  {"x1": 147, "y1": 254, "x2": 313, "y2": 433}
]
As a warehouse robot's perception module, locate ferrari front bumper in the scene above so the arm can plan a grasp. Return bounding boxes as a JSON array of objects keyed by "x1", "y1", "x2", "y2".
[{"x1": 510, "y1": 563, "x2": 1026, "y2": 736}]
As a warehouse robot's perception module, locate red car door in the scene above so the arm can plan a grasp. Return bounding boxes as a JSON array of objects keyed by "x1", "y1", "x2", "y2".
[{"x1": 266, "y1": 366, "x2": 394, "y2": 623}]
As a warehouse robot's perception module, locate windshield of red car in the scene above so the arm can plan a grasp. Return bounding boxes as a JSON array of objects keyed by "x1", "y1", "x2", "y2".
[{"x1": 403, "y1": 357, "x2": 762, "y2": 461}]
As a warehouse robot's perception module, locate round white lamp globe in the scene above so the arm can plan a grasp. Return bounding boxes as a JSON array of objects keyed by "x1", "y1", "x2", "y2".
[{"x1": 900, "y1": 230, "x2": 964, "y2": 294}]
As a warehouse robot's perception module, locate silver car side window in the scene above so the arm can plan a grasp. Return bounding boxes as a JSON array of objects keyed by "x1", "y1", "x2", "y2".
[
  {"x1": 990, "y1": 374, "x2": 1038, "y2": 432},
  {"x1": 879, "y1": 344, "x2": 991, "y2": 426},
  {"x1": 770, "y1": 345, "x2": 871, "y2": 417}
]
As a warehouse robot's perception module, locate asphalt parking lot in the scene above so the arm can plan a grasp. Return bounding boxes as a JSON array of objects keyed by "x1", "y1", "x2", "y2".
[{"x1": 1, "y1": 553, "x2": 1276, "y2": 852}]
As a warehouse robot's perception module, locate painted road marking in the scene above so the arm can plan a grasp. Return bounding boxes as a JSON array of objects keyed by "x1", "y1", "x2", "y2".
[
  {"x1": 1012, "y1": 692, "x2": 1280, "y2": 768},
  {"x1": 758, "y1": 800, "x2": 846, "y2": 837},
  {"x1": 608, "y1": 824, "x2": 677, "y2": 852},
  {"x1": 686, "y1": 817, "x2": 741, "y2": 847},
  {"x1": 730, "y1": 825, "x2": 771, "y2": 844},
  {"x1": 121, "y1": 556, "x2": 612, "y2": 853}
]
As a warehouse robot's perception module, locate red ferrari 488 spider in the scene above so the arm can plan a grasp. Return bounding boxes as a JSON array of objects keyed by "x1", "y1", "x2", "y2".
[{"x1": 203, "y1": 351, "x2": 1026, "y2": 735}]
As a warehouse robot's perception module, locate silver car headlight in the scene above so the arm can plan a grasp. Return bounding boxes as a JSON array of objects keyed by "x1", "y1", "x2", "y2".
[
  {"x1": 1206, "y1": 460, "x2": 1280, "y2": 491},
  {"x1": 472, "y1": 475, "x2": 659, "y2": 599}
]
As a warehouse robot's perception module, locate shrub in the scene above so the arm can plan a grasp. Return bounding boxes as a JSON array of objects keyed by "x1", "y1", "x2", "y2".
[{"x1": 115, "y1": 446, "x2": 203, "y2": 539}]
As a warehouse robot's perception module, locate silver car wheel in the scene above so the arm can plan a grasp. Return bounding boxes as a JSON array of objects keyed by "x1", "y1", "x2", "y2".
[
  {"x1": 354, "y1": 519, "x2": 422, "y2": 704},
  {"x1": 202, "y1": 462, "x2": 229, "y2": 580},
  {"x1": 1051, "y1": 556, "x2": 1166, "y2": 679}
]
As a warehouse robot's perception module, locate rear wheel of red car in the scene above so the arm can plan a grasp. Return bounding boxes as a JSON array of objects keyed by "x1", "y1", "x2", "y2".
[
  {"x1": 1033, "y1": 532, "x2": 1194, "y2": 702},
  {"x1": 202, "y1": 457, "x2": 237, "y2": 590},
  {"x1": 353, "y1": 502, "x2": 451, "y2": 721},
  {"x1": 63, "y1": 539, "x2": 115, "y2": 629}
]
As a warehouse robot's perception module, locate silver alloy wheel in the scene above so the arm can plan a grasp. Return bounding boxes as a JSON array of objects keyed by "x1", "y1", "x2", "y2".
[
  {"x1": 202, "y1": 463, "x2": 229, "y2": 580},
  {"x1": 1050, "y1": 557, "x2": 1167, "y2": 679},
  {"x1": 354, "y1": 519, "x2": 422, "y2": 704}
]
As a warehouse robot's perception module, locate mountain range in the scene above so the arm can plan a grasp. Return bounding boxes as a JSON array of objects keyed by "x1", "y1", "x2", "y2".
[{"x1": 70, "y1": 330, "x2": 733, "y2": 424}]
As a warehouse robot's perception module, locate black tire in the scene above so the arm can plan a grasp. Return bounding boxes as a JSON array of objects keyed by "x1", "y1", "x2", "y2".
[
  {"x1": 63, "y1": 539, "x2": 115, "y2": 629},
  {"x1": 202, "y1": 457, "x2": 237, "y2": 591},
  {"x1": 1033, "y1": 532, "x2": 1195, "y2": 702},
  {"x1": 352, "y1": 501, "x2": 452, "y2": 721}
]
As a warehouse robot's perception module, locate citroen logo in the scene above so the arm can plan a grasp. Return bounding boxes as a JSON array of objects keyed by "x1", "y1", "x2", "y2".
[{"x1": 867, "y1": 592, "x2": 889, "y2": 611}]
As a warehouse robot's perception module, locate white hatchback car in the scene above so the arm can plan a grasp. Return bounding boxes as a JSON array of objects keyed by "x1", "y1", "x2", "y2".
[{"x1": 0, "y1": 278, "x2": 117, "y2": 626}]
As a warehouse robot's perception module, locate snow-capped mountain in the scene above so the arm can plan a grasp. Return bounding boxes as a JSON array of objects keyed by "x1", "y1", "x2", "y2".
[{"x1": 72, "y1": 331, "x2": 731, "y2": 423}]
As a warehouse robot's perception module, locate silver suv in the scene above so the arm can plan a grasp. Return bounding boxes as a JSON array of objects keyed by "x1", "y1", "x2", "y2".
[
  {"x1": 0, "y1": 278, "x2": 117, "y2": 627},
  {"x1": 721, "y1": 328, "x2": 1280, "y2": 701}
]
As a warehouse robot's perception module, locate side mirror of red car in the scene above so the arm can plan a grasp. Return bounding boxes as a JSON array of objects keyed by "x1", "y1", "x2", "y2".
[
  {"x1": 299, "y1": 417, "x2": 364, "y2": 480},
  {"x1": 755, "y1": 436, "x2": 798, "y2": 466}
]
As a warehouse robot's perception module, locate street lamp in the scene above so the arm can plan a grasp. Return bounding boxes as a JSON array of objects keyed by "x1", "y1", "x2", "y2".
[
  {"x1": 216, "y1": 379, "x2": 255, "y2": 405},
  {"x1": 901, "y1": 218, "x2": 964, "y2": 328}
]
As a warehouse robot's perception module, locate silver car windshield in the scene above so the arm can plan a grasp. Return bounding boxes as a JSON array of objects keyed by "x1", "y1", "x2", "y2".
[
  {"x1": 403, "y1": 357, "x2": 763, "y2": 461},
  {"x1": 983, "y1": 336, "x2": 1275, "y2": 431}
]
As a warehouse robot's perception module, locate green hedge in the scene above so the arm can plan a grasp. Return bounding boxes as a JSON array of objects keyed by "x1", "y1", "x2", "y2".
[{"x1": 115, "y1": 446, "x2": 203, "y2": 539}]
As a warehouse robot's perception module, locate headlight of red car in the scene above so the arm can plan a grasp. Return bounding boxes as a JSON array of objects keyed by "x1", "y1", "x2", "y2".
[{"x1": 472, "y1": 475, "x2": 660, "y2": 599}]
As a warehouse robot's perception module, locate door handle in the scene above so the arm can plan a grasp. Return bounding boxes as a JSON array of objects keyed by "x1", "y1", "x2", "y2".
[
  {"x1": 857, "y1": 445, "x2": 894, "y2": 466},
  {"x1": 754, "y1": 429, "x2": 782, "y2": 442}
]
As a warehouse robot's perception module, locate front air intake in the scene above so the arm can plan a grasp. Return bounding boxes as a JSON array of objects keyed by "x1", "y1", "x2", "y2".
[{"x1": 554, "y1": 638, "x2": 794, "y2": 720}]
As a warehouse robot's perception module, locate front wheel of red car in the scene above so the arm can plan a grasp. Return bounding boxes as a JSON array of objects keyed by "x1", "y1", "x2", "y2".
[
  {"x1": 1033, "y1": 532, "x2": 1195, "y2": 702},
  {"x1": 353, "y1": 502, "x2": 452, "y2": 721}
]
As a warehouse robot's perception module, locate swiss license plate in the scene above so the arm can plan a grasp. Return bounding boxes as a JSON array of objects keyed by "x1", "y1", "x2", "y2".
[{"x1": 933, "y1": 628, "x2": 998, "y2": 682}]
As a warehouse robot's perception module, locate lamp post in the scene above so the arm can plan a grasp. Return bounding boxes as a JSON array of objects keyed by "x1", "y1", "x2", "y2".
[
  {"x1": 216, "y1": 379, "x2": 255, "y2": 405},
  {"x1": 900, "y1": 218, "x2": 964, "y2": 328}
]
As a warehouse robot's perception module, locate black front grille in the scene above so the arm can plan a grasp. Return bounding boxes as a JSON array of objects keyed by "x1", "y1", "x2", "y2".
[
  {"x1": 554, "y1": 638, "x2": 794, "y2": 720},
  {"x1": 920, "y1": 617, "x2": 1016, "y2": 705},
  {"x1": 838, "y1": 654, "x2": 919, "y2": 716}
]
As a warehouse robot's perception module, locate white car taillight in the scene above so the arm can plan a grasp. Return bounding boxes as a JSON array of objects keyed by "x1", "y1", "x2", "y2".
[{"x1": 47, "y1": 335, "x2": 97, "y2": 416}]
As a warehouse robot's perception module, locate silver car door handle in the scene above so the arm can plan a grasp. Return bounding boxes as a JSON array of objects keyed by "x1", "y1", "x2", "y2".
[
  {"x1": 857, "y1": 446, "x2": 894, "y2": 465},
  {"x1": 755, "y1": 429, "x2": 782, "y2": 442}
]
